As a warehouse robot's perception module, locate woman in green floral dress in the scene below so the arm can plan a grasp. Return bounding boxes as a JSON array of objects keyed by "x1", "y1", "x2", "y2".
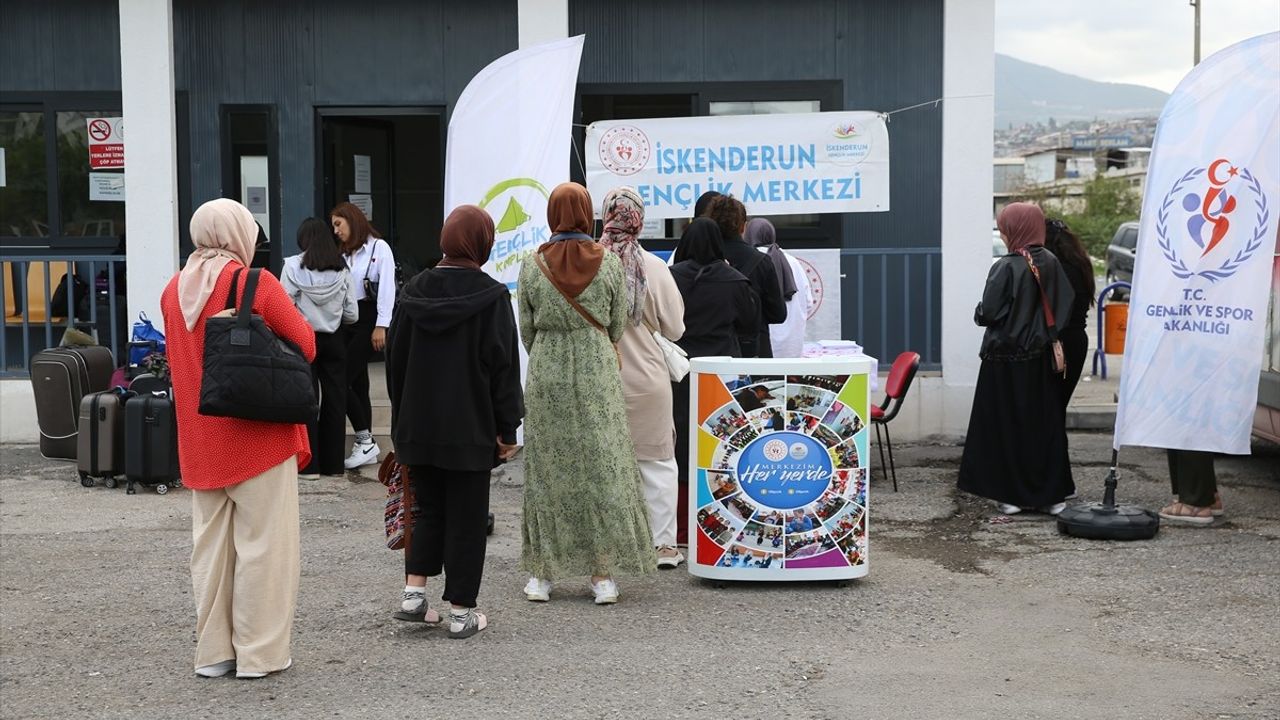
[{"x1": 517, "y1": 182, "x2": 656, "y2": 605}]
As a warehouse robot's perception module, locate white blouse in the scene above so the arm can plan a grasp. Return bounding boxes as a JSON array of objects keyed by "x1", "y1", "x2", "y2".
[{"x1": 344, "y1": 236, "x2": 397, "y2": 327}]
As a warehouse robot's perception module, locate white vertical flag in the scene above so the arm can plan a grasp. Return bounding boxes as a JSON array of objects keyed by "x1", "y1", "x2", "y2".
[
  {"x1": 444, "y1": 35, "x2": 585, "y2": 290},
  {"x1": 1115, "y1": 32, "x2": 1280, "y2": 454}
]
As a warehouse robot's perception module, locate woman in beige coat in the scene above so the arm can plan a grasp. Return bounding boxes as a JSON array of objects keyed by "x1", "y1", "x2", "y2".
[{"x1": 600, "y1": 187, "x2": 687, "y2": 568}]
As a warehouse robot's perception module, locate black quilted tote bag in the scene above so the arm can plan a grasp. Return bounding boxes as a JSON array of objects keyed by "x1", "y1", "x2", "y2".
[{"x1": 198, "y1": 268, "x2": 317, "y2": 423}]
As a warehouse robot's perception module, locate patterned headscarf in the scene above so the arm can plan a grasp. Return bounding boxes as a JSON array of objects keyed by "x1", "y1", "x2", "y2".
[{"x1": 599, "y1": 186, "x2": 648, "y2": 324}]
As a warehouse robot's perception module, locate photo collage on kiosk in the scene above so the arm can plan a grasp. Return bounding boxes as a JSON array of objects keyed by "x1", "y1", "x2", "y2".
[{"x1": 694, "y1": 373, "x2": 869, "y2": 571}]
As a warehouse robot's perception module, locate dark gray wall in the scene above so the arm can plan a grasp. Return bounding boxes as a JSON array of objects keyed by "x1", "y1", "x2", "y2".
[
  {"x1": 571, "y1": 0, "x2": 944, "y2": 364},
  {"x1": 0, "y1": 1, "x2": 122, "y2": 92},
  {"x1": 2, "y1": 0, "x2": 942, "y2": 363},
  {"x1": 175, "y1": 0, "x2": 517, "y2": 254}
]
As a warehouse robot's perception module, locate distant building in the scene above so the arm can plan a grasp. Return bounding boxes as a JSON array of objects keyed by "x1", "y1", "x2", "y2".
[{"x1": 1022, "y1": 147, "x2": 1097, "y2": 184}]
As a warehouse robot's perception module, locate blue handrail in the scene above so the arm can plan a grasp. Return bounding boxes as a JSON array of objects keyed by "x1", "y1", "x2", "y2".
[{"x1": 1091, "y1": 281, "x2": 1132, "y2": 380}]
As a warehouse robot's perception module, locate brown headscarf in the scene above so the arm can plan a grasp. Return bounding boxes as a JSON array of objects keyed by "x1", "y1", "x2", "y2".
[
  {"x1": 437, "y1": 205, "x2": 495, "y2": 270},
  {"x1": 997, "y1": 202, "x2": 1047, "y2": 256},
  {"x1": 178, "y1": 199, "x2": 257, "y2": 330},
  {"x1": 539, "y1": 182, "x2": 603, "y2": 297}
]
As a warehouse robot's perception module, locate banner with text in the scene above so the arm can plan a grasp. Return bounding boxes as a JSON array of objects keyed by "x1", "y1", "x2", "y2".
[
  {"x1": 1114, "y1": 32, "x2": 1280, "y2": 455},
  {"x1": 444, "y1": 35, "x2": 584, "y2": 290},
  {"x1": 586, "y1": 112, "x2": 889, "y2": 220}
]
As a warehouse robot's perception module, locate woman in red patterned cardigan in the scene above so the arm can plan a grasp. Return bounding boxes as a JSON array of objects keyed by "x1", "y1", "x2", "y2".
[{"x1": 161, "y1": 198, "x2": 316, "y2": 679}]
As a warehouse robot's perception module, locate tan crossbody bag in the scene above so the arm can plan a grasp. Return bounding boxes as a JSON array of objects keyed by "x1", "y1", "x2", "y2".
[{"x1": 533, "y1": 251, "x2": 622, "y2": 369}]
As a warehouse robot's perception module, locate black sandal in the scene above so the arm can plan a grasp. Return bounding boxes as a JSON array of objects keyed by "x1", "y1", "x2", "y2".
[{"x1": 448, "y1": 609, "x2": 487, "y2": 639}]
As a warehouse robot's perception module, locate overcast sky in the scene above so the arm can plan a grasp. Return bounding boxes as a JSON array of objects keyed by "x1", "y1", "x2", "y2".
[{"x1": 996, "y1": 0, "x2": 1280, "y2": 92}]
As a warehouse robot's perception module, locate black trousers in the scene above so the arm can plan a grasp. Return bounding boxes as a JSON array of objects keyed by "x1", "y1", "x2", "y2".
[
  {"x1": 344, "y1": 299, "x2": 376, "y2": 432},
  {"x1": 672, "y1": 377, "x2": 691, "y2": 544},
  {"x1": 1167, "y1": 449, "x2": 1217, "y2": 507},
  {"x1": 304, "y1": 331, "x2": 348, "y2": 476},
  {"x1": 405, "y1": 464, "x2": 490, "y2": 609}
]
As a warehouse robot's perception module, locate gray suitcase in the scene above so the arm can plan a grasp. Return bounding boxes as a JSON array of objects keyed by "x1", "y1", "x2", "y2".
[
  {"x1": 30, "y1": 346, "x2": 114, "y2": 459},
  {"x1": 76, "y1": 389, "x2": 130, "y2": 487}
]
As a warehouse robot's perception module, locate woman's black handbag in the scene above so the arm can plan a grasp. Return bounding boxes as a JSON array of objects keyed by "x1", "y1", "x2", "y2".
[{"x1": 198, "y1": 268, "x2": 317, "y2": 423}]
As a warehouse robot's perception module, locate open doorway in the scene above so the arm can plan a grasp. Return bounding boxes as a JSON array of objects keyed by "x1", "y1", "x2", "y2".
[{"x1": 317, "y1": 108, "x2": 444, "y2": 276}]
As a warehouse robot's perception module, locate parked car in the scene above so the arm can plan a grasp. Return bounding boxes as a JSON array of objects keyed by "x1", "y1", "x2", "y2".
[
  {"x1": 1105, "y1": 221, "x2": 1139, "y2": 296},
  {"x1": 992, "y1": 229, "x2": 1006, "y2": 265}
]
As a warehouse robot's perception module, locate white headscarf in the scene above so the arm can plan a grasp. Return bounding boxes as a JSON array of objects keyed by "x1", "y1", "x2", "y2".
[{"x1": 178, "y1": 199, "x2": 257, "y2": 330}]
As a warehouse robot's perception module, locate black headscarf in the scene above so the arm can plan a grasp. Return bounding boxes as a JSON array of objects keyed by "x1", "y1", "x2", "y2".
[
  {"x1": 693, "y1": 191, "x2": 722, "y2": 219},
  {"x1": 744, "y1": 218, "x2": 798, "y2": 301},
  {"x1": 673, "y1": 218, "x2": 725, "y2": 266}
]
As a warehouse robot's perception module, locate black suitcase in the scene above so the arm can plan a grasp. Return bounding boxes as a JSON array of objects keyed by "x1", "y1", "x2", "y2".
[
  {"x1": 30, "y1": 345, "x2": 114, "y2": 459},
  {"x1": 76, "y1": 389, "x2": 131, "y2": 488},
  {"x1": 124, "y1": 393, "x2": 181, "y2": 495},
  {"x1": 128, "y1": 372, "x2": 169, "y2": 396}
]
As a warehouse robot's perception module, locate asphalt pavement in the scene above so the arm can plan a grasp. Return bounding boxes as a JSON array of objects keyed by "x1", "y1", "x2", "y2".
[{"x1": 1, "y1": 433, "x2": 1277, "y2": 720}]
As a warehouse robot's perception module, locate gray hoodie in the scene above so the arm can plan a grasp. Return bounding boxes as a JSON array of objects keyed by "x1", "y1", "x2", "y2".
[{"x1": 281, "y1": 255, "x2": 359, "y2": 333}]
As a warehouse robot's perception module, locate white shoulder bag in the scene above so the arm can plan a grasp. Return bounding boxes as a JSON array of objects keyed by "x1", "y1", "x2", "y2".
[{"x1": 642, "y1": 316, "x2": 689, "y2": 382}]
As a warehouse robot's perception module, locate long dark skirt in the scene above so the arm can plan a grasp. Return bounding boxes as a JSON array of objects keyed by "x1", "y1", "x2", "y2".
[
  {"x1": 958, "y1": 352, "x2": 1074, "y2": 508},
  {"x1": 1059, "y1": 326, "x2": 1088, "y2": 413}
]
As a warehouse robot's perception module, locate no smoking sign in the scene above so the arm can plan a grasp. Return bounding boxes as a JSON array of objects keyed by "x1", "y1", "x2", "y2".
[{"x1": 87, "y1": 117, "x2": 124, "y2": 169}]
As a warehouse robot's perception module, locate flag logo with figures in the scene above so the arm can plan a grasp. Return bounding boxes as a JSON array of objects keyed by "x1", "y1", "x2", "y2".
[{"x1": 1156, "y1": 157, "x2": 1269, "y2": 282}]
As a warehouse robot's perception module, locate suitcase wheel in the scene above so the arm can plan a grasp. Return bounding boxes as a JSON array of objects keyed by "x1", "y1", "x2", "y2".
[
  {"x1": 104, "y1": 476, "x2": 118, "y2": 489},
  {"x1": 79, "y1": 472, "x2": 94, "y2": 488},
  {"x1": 155, "y1": 484, "x2": 169, "y2": 495}
]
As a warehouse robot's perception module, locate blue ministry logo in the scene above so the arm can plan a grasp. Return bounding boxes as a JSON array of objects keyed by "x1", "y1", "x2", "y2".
[{"x1": 736, "y1": 431, "x2": 833, "y2": 510}]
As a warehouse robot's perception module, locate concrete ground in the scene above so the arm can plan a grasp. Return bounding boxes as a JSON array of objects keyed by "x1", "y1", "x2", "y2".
[{"x1": 2, "y1": 434, "x2": 1278, "y2": 720}]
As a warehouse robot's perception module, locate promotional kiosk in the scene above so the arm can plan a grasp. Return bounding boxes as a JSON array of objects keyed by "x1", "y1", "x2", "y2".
[{"x1": 688, "y1": 356, "x2": 874, "y2": 582}]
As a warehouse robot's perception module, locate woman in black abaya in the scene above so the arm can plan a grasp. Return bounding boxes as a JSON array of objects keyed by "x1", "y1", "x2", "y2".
[{"x1": 957, "y1": 203, "x2": 1076, "y2": 515}]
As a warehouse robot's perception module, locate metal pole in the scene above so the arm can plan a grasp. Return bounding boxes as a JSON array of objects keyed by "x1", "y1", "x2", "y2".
[{"x1": 1191, "y1": 0, "x2": 1202, "y2": 65}]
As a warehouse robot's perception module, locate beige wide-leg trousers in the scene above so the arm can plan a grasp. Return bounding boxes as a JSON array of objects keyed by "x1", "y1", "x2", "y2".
[{"x1": 190, "y1": 457, "x2": 299, "y2": 673}]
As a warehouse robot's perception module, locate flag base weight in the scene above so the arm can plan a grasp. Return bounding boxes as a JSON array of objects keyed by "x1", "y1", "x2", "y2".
[{"x1": 1057, "y1": 450, "x2": 1160, "y2": 541}]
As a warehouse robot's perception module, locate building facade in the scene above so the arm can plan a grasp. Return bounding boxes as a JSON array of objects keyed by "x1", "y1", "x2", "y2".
[{"x1": 0, "y1": 0, "x2": 993, "y2": 442}]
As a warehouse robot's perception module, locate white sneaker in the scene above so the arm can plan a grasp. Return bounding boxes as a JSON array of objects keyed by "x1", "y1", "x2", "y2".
[
  {"x1": 997, "y1": 503, "x2": 1022, "y2": 515},
  {"x1": 195, "y1": 659, "x2": 235, "y2": 678},
  {"x1": 1040, "y1": 502, "x2": 1067, "y2": 516},
  {"x1": 523, "y1": 577, "x2": 552, "y2": 602},
  {"x1": 591, "y1": 579, "x2": 619, "y2": 605},
  {"x1": 299, "y1": 473, "x2": 320, "y2": 481},
  {"x1": 236, "y1": 657, "x2": 292, "y2": 679},
  {"x1": 343, "y1": 440, "x2": 380, "y2": 470}
]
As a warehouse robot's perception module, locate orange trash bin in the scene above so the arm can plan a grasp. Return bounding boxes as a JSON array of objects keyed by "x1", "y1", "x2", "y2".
[{"x1": 1104, "y1": 302, "x2": 1128, "y2": 354}]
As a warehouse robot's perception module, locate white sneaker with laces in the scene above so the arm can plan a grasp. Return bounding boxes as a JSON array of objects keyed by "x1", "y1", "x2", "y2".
[
  {"x1": 343, "y1": 440, "x2": 380, "y2": 470},
  {"x1": 523, "y1": 577, "x2": 552, "y2": 602},
  {"x1": 997, "y1": 503, "x2": 1022, "y2": 515},
  {"x1": 591, "y1": 579, "x2": 619, "y2": 605}
]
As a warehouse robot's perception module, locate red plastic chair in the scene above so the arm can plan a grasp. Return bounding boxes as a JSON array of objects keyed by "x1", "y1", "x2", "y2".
[{"x1": 870, "y1": 351, "x2": 921, "y2": 492}]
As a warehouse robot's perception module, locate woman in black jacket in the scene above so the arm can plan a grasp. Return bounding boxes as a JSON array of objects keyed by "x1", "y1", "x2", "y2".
[
  {"x1": 957, "y1": 203, "x2": 1075, "y2": 516},
  {"x1": 1044, "y1": 218, "x2": 1095, "y2": 412},
  {"x1": 668, "y1": 218, "x2": 758, "y2": 544},
  {"x1": 384, "y1": 205, "x2": 523, "y2": 639},
  {"x1": 707, "y1": 195, "x2": 787, "y2": 357}
]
